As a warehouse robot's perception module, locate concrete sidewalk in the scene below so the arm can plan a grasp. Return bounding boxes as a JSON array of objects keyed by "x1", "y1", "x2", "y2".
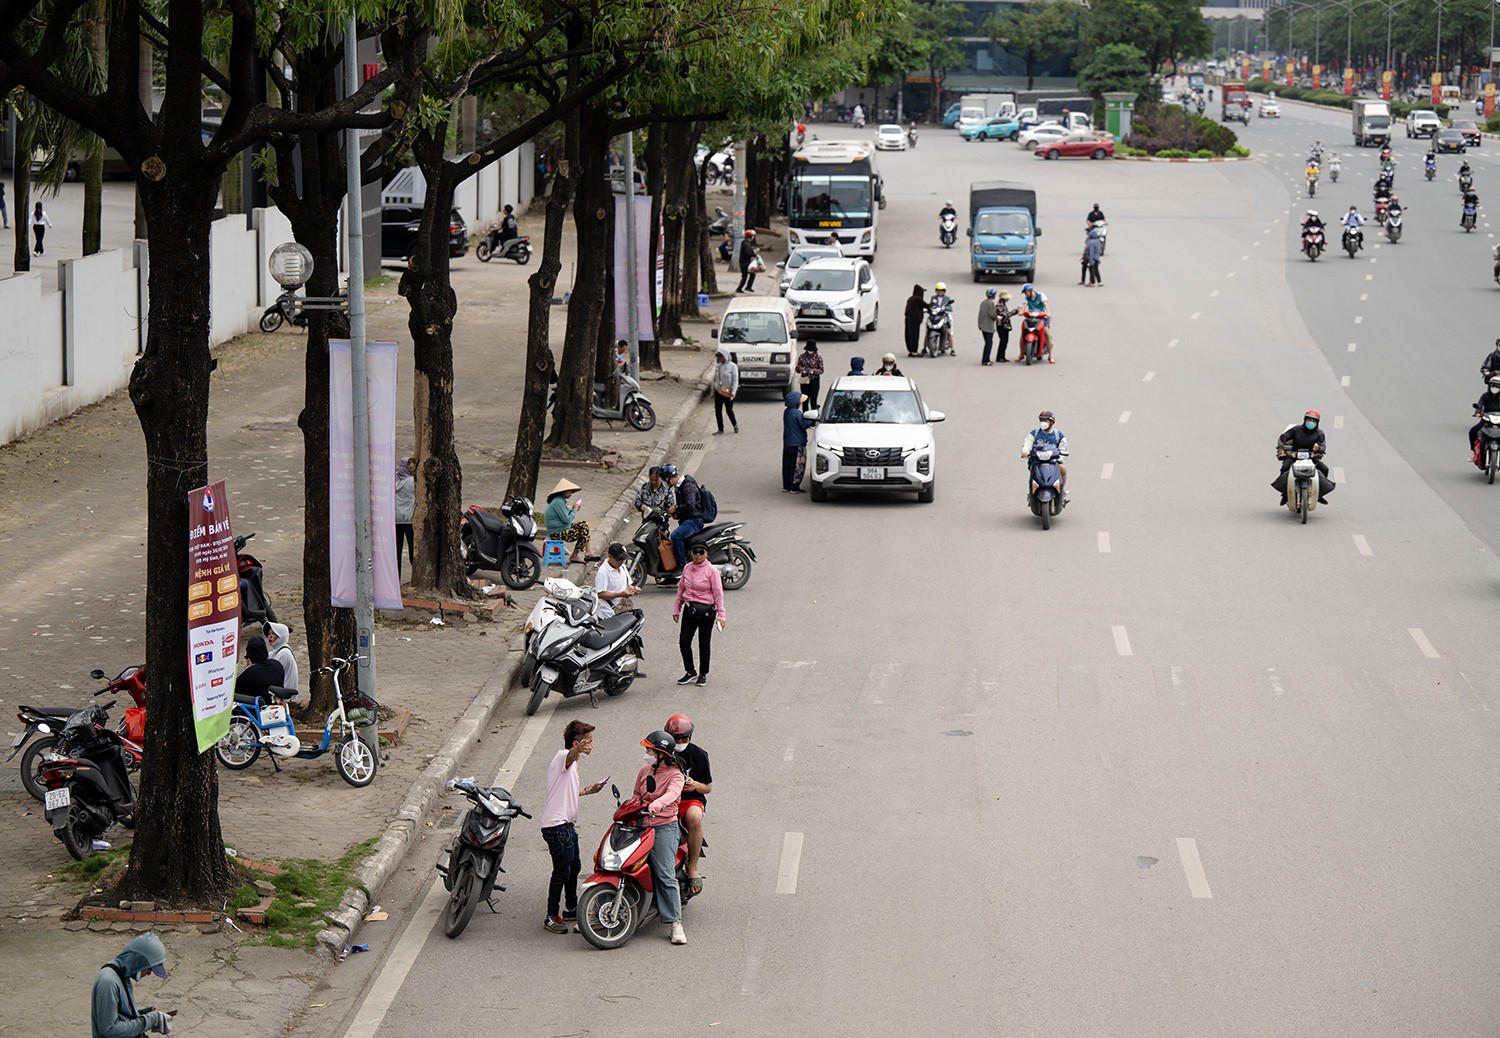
[{"x1": 0, "y1": 217, "x2": 730, "y2": 1035}]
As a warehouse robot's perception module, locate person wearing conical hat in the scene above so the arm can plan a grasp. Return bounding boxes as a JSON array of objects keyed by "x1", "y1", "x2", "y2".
[{"x1": 544, "y1": 478, "x2": 596, "y2": 564}]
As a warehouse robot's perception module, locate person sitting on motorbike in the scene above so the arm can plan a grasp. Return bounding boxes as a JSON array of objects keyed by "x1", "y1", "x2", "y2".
[
  {"x1": 1020, "y1": 282, "x2": 1052, "y2": 362},
  {"x1": 1329, "y1": 153, "x2": 1341, "y2": 176},
  {"x1": 1482, "y1": 338, "x2": 1500, "y2": 380},
  {"x1": 875, "y1": 352, "x2": 904, "y2": 376},
  {"x1": 1493, "y1": 242, "x2": 1500, "y2": 283},
  {"x1": 1021, "y1": 409, "x2": 1069, "y2": 500},
  {"x1": 498, "y1": 204, "x2": 518, "y2": 244},
  {"x1": 1378, "y1": 143, "x2": 1390, "y2": 162},
  {"x1": 1275, "y1": 411, "x2": 1333, "y2": 505},
  {"x1": 1386, "y1": 196, "x2": 1403, "y2": 222},
  {"x1": 1373, "y1": 177, "x2": 1392, "y2": 205},
  {"x1": 1313, "y1": 139, "x2": 1325, "y2": 160},
  {"x1": 1460, "y1": 160, "x2": 1472, "y2": 178},
  {"x1": 1470, "y1": 377, "x2": 1500, "y2": 453},
  {"x1": 930, "y1": 282, "x2": 955, "y2": 352},
  {"x1": 1086, "y1": 202, "x2": 1106, "y2": 225},
  {"x1": 634, "y1": 730, "x2": 686, "y2": 945},
  {"x1": 1301, "y1": 209, "x2": 1325, "y2": 233},
  {"x1": 1425, "y1": 152, "x2": 1437, "y2": 173},
  {"x1": 664, "y1": 714, "x2": 711, "y2": 898},
  {"x1": 1342, "y1": 205, "x2": 1365, "y2": 247},
  {"x1": 1304, "y1": 160, "x2": 1320, "y2": 185}
]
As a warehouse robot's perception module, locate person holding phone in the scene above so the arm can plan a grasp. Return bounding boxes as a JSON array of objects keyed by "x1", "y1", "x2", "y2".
[
  {"x1": 673, "y1": 543, "x2": 725, "y2": 686},
  {"x1": 93, "y1": 932, "x2": 174, "y2": 1036},
  {"x1": 539, "y1": 720, "x2": 605, "y2": 934}
]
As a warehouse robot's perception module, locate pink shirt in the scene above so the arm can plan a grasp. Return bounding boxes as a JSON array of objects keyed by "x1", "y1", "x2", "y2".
[
  {"x1": 673, "y1": 558, "x2": 725, "y2": 623},
  {"x1": 633, "y1": 761, "x2": 684, "y2": 827},
  {"x1": 539, "y1": 749, "x2": 582, "y2": 828}
]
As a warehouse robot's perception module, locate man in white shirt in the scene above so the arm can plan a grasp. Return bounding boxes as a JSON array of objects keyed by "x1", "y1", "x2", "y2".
[
  {"x1": 539, "y1": 720, "x2": 605, "y2": 933},
  {"x1": 594, "y1": 543, "x2": 640, "y2": 620}
]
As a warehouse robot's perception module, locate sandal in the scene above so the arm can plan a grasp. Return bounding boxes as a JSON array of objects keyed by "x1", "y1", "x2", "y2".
[{"x1": 686, "y1": 876, "x2": 703, "y2": 896}]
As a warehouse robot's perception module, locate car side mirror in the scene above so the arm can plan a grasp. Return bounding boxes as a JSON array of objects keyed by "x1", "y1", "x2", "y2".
[
  {"x1": 860, "y1": 284, "x2": 872, "y2": 293},
  {"x1": 710, "y1": 329, "x2": 718, "y2": 338},
  {"x1": 1035, "y1": 227, "x2": 1043, "y2": 237},
  {"x1": 928, "y1": 410, "x2": 946, "y2": 423},
  {"x1": 805, "y1": 408, "x2": 820, "y2": 421},
  {"x1": 966, "y1": 228, "x2": 973, "y2": 237},
  {"x1": 776, "y1": 260, "x2": 786, "y2": 268}
]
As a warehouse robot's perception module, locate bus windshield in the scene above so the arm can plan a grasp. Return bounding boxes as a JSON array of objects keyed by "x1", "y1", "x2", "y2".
[{"x1": 789, "y1": 174, "x2": 873, "y2": 223}]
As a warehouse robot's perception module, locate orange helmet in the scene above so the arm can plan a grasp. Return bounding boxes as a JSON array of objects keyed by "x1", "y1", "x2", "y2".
[{"x1": 664, "y1": 714, "x2": 694, "y2": 739}]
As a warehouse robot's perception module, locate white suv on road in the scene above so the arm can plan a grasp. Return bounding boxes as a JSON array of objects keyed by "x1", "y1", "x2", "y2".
[
  {"x1": 785, "y1": 258, "x2": 880, "y2": 340},
  {"x1": 807, "y1": 375, "x2": 944, "y2": 502},
  {"x1": 1406, "y1": 110, "x2": 1441, "y2": 137}
]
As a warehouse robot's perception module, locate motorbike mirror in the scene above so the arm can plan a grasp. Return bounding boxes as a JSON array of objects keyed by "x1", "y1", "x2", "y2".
[
  {"x1": 36, "y1": 723, "x2": 51, "y2": 735},
  {"x1": 645, "y1": 775, "x2": 657, "y2": 793},
  {"x1": 610, "y1": 784, "x2": 621, "y2": 801},
  {"x1": 1035, "y1": 226, "x2": 1043, "y2": 237},
  {"x1": 89, "y1": 669, "x2": 105, "y2": 680}
]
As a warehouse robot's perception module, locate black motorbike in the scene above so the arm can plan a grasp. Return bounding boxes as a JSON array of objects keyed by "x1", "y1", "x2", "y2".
[
  {"x1": 437, "y1": 777, "x2": 530, "y2": 938},
  {"x1": 39, "y1": 704, "x2": 136, "y2": 860},
  {"x1": 707, "y1": 206, "x2": 730, "y2": 238},
  {"x1": 475, "y1": 227, "x2": 533, "y2": 264},
  {"x1": 259, "y1": 289, "x2": 308, "y2": 333},
  {"x1": 621, "y1": 507, "x2": 754, "y2": 591},
  {"x1": 234, "y1": 533, "x2": 277, "y2": 623},
  {"x1": 460, "y1": 496, "x2": 542, "y2": 590},
  {"x1": 527, "y1": 606, "x2": 646, "y2": 716}
]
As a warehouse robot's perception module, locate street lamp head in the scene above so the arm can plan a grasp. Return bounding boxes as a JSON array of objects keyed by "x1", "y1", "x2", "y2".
[{"x1": 269, "y1": 242, "x2": 314, "y2": 289}]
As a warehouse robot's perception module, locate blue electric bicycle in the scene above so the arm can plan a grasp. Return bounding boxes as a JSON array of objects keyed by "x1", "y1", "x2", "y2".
[{"x1": 214, "y1": 655, "x2": 378, "y2": 787}]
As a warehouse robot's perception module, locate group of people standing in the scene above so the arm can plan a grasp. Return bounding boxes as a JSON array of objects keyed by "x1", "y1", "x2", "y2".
[{"x1": 904, "y1": 282, "x2": 1053, "y2": 365}]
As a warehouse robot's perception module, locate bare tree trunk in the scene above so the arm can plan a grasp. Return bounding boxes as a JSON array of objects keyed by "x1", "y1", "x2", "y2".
[
  {"x1": 12, "y1": 112, "x2": 31, "y2": 273},
  {"x1": 134, "y1": 37, "x2": 151, "y2": 240},
  {"x1": 403, "y1": 123, "x2": 470, "y2": 598},
  {"x1": 506, "y1": 164, "x2": 573, "y2": 501},
  {"x1": 640, "y1": 120, "x2": 665, "y2": 371},
  {"x1": 694, "y1": 158, "x2": 715, "y2": 296},
  {"x1": 545, "y1": 100, "x2": 610, "y2": 459},
  {"x1": 656, "y1": 121, "x2": 697, "y2": 341},
  {"x1": 82, "y1": 15, "x2": 106, "y2": 256}
]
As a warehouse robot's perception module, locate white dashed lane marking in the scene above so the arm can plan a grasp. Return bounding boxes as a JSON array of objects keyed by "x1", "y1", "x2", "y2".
[
  {"x1": 1177, "y1": 838, "x2": 1214, "y2": 899},
  {"x1": 1112, "y1": 626, "x2": 1133, "y2": 657},
  {"x1": 1408, "y1": 628, "x2": 1440, "y2": 659},
  {"x1": 1101, "y1": 463, "x2": 1114, "y2": 480},
  {"x1": 776, "y1": 832, "x2": 805, "y2": 894},
  {"x1": 1097, "y1": 532, "x2": 1112, "y2": 554},
  {"x1": 1341, "y1": 376, "x2": 1351, "y2": 386},
  {"x1": 1166, "y1": 338, "x2": 1179, "y2": 349},
  {"x1": 1353, "y1": 534, "x2": 1372, "y2": 556},
  {"x1": 1333, "y1": 416, "x2": 1344, "y2": 429},
  {"x1": 1119, "y1": 411, "x2": 1132, "y2": 424},
  {"x1": 1348, "y1": 342, "x2": 1357, "y2": 352},
  {"x1": 1143, "y1": 372, "x2": 1156, "y2": 382}
]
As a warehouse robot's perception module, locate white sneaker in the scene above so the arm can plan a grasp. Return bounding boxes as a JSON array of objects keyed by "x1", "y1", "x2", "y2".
[{"x1": 670, "y1": 921, "x2": 687, "y2": 945}]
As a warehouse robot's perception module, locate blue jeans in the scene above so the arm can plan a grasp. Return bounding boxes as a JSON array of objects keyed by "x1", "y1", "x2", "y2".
[
  {"x1": 647, "y1": 820, "x2": 682, "y2": 923},
  {"x1": 670, "y1": 519, "x2": 703, "y2": 566},
  {"x1": 541, "y1": 824, "x2": 580, "y2": 917}
]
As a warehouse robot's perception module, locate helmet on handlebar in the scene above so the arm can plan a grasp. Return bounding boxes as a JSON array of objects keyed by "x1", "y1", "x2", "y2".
[
  {"x1": 664, "y1": 714, "x2": 694, "y2": 739},
  {"x1": 641, "y1": 730, "x2": 676, "y2": 758}
]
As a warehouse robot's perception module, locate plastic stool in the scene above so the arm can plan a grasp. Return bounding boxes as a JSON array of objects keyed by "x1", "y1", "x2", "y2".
[{"x1": 543, "y1": 539, "x2": 568, "y2": 567}]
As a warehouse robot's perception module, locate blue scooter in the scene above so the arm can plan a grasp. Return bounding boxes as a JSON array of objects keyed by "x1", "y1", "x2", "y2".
[
  {"x1": 214, "y1": 656, "x2": 378, "y2": 787},
  {"x1": 1028, "y1": 447, "x2": 1066, "y2": 530}
]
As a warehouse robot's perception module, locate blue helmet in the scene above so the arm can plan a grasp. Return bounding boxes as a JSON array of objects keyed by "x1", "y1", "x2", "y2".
[
  {"x1": 1021, "y1": 282, "x2": 1034, "y2": 293},
  {"x1": 659, "y1": 463, "x2": 678, "y2": 478},
  {"x1": 985, "y1": 287, "x2": 997, "y2": 298}
]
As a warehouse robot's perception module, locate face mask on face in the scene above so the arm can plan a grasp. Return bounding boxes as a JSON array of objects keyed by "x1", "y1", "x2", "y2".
[
  {"x1": 643, "y1": 753, "x2": 657, "y2": 763},
  {"x1": 675, "y1": 741, "x2": 689, "y2": 751},
  {"x1": 1305, "y1": 421, "x2": 1318, "y2": 431}
]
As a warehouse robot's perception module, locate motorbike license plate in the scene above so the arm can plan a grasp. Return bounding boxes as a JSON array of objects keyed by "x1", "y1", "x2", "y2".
[
  {"x1": 261, "y1": 705, "x2": 288, "y2": 726},
  {"x1": 540, "y1": 665, "x2": 560, "y2": 684},
  {"x1": 859, "y1": 466, "x2": 884, "y2": 480},
  {"x1": 44, "y1": 787, "x2": 70, "y2": 812}
]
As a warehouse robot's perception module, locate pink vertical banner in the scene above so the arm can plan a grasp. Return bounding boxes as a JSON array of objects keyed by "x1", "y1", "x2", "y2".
[
  {"x1": 329, "y1": 339, "x2": 402, "y2": 609},
  {"x1": 613, "y1": 194, "x2": 655, "y2": 341}
]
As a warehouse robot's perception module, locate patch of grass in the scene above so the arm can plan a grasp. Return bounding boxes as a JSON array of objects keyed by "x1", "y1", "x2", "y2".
[
  {"x1": 364, "y1": 272, "x2": 392, "y2": 290},
  {"x1": 57, "y1": 845, "x2": 132, "y2": 887},
  {"x1": 241, "y1": 838, "x2": 377, "y2": 950},
  {"x1": 230, "y1": 884, "x2": 260, "y2": 910}
]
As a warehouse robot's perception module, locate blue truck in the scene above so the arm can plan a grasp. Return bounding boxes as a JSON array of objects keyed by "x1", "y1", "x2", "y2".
[{"x1": 968, "y1": 181, "x2": 1040, "y2": 282}]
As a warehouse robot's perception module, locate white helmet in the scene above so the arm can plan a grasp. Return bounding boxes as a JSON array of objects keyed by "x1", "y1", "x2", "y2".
[
  {"x1": 934, "y1": 282, "x2": 947, "y2": 292},
  {"x1": 1306, "y1": 209, "x2": 1318, "y2": 218}
]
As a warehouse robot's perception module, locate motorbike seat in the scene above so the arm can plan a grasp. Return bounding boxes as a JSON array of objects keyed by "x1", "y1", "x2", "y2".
[
  {"x1": 20, "y1": 705, "x2": 79, "y2": 718},
  {"x1": 579, "y1": 612, "x2": 638, "y2": 650},
  {"x1": 470, "y1": 509, "x2": 506, "y2": 533},
  {"x1": 691, "y1": 524, "x2": 734, "y2": 543}
]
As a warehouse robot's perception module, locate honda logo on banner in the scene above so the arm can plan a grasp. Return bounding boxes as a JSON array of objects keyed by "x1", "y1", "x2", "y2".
[{"x1": 329, "y1": 340, "x2": 403, "y2": 609}]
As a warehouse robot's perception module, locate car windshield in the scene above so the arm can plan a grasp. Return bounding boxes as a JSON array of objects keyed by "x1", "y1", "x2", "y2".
[
  {"x1": 879, "y1": 125, "x2": 902, "y2": 135},
  {"x1": 719, "y1": 313, "x2": 788, "y2": 344},
  {"x1": 823, "y1": 388, "x2": 924, "y2": 424},
  {"x1": 974, "y1": 212, "x2": 1032, "y2": 236},
  {"x1": 793, "y1": 268, "x2": 856, "y2": 292},
  {"x1": 787, "y1": 250, "x2": 836, "y2": 271}
]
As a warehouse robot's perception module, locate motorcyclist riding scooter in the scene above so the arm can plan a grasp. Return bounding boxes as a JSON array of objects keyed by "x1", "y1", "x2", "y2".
[
  {"x1": 1273, "y1": 410, "x2": 1335, "y2": 506},
  {"x1": 938, "y1": 201, "x2": 958, "y2": 248},
  {"x1": 1341, "y1": 206, "x2": 1365, "y2": 255}
]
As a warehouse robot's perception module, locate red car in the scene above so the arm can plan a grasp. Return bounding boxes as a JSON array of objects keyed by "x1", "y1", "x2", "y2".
[{"x1": 1035, "y1": 133, "x2": 1116, "y2": 160}]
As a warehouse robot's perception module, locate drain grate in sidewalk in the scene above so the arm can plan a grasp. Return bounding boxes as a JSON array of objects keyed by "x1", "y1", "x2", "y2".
[{"x1": 680, "y1": 443, "x2": 704, "y2": 451}]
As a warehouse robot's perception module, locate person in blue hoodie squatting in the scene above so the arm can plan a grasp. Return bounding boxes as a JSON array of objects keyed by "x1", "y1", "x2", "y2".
[
  {"x1": 782, "y1": 390, "x2": 815, "y2": 493},
  {"x1": 93, "y1": 932, "x2": 174, "y2": 1037}
]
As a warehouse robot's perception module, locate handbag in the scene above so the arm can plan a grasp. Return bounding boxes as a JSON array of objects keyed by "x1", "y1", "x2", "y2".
[
  {"x1": 657, "y1": 531, "x2": 677, "y2": 572},
  {"x1": 749, "y1": 255, "x2": 766, "y2": 274},
  {"x1": 716, "y1": 384, "x2": 734, "y2": 398},
  {"x1": 685, "y1": 600, "x2": 716, "y2": 621}
]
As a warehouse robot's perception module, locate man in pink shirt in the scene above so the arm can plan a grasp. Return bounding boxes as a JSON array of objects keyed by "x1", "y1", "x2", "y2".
[{"x1": 539, "y1": 720, "x2": 605, "y2": 933}]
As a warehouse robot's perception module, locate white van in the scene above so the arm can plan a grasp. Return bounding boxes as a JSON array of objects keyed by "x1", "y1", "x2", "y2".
[{"x1": 712, "y1": 296, "x2": 797, "y2": 392}]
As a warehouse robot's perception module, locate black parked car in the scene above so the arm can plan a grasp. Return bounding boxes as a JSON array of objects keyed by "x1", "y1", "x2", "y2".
[
  {"x1": 381, "y1": 205, "x2": 469, "y2": 260},
  {"x1": 1434, "y1": 129, "x2": 1467, "y2": 154}
]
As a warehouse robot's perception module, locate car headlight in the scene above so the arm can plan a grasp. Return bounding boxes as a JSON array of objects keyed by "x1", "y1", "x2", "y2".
[
  {"x1": 861, "y1": 231, "x2": 872, "y2": 243},
  {"x1": 917, "y1": 454, "x2": 931, "y2": 475},
  {"x1": 972, "y1": 244, "x2": 983, "y2": 255},
  {"x1": 772, "y1": 352, "x2": 790, "y2": 364},
  {"x1": 815, "y1": 454, "x2": 830, "y2": 475},
  {"x1": 840, "y1": 307, "x2": 854, "y2": 318},
  {"x1": 600, "y1": 850, "x2": 623, "y2": 871}
]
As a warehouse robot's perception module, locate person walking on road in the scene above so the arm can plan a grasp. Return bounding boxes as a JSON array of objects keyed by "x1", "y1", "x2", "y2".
[
  {"x1": 795, "y1": 340, "x2": 823, "y2": 413},
  {"x1": 93, "y1": 932, "x2": 174, "y2": 1037},
  {"x1": 635, "y1": 730, "x2": 687, "y2": 944},
  {"x1": 711, "y1": 348, "x2": 739, "y2": 434},
  {"x1": 977, "y1": 287, "x2": 998, "y2": 365},
  {"x1": 540, "y1": 719, "x2": 605, "y2": 934},
  {"x1": 31, "y1": 200, "x2": 52, "y2": 255},
  {"x1": 994, "y1": 290, "x2": 1017, "y2": 363},
  {"x1": 782, "y1": 390, "x2": 814, "y2": 492},
  {"x1": 674, "y1": 543, "x2": 725, "y2": 687},
  {"x1": 394, "y1": 456, "x2": 415, "y2": 579},
  {"x1": 903, "y1": 284, "x2": 925, "y2": 357},
  {"x1": 735, "y1": 230, "x2": 760, "y2": 293},
  {"x1": 1080, "y1": 227, "x2": 1103, "y2": 286}
]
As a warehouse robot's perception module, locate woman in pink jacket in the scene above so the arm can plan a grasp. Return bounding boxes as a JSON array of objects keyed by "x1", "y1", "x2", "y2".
[
  {"x1": 635, "y1": 730, "x2": 687, "y2": 944},
  {"x1": 673, "y1": 542, "x2": 725, "y2": 686}
]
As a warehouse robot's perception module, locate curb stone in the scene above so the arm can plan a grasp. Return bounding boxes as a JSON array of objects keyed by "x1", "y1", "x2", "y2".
[{"x1": 323, "y1": 354, "x2": 715, "y2": 959}]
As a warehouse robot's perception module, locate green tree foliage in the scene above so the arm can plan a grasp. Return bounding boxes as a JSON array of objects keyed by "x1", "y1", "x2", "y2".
[
  {"x1": 911, "y1": 0, "x2": 969, "y2": 109},
  {"x1": 983, "y1": 2, "x2": 1076, "y2": 91},
  {"x1": 1077, "y1": 42, "x2": 1154, "y2": 107},
  {"x1": 1084, "y1": 0, "x2": 1211, "y2": 74}
]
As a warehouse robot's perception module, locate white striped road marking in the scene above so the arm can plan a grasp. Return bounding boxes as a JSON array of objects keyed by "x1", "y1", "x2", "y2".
[
  {"x1": 1408, "y1": 628, "x2": 1440, "y2": 659},
  {"x1": 1177, "y1": 838, "x2": 1214, "y2": 899},
  {"x1": 1226, "y1": 272, "x2": 1235, "y2": 279},
  {"x1": 1166, "y1": 338, "x2": 1179, "y2": 349},
  {"x1": 1332, "y1": 466, "x2": 1345, "y2": 483},
  {"x1": 1240, "y1": 255, "x2": 1249, "y2": 261},
  {"x1": 1341, "y1": 375, "x2": 1351, "y2": 386},
  {"x1": 1210, "y1": 290, "x2": 1220, "y2": 298},
  {"x1": 1143, "y1": 372, "x2": 1156, "y2": 382},
  {"x1": 1101, "y1": 463, "x2": 1114, "y2": 480},
  {"x1": 1360, "y1": 293, "x2": 1369, "y2": 301},
  {"x1": 1119, "y1": 411, "x2": 1132, "y2": 423},
  {"x1": 776, "y1": 832, "x2": 805, "y2": 894},
  {"x1": 1333, "y1": 415, "x2": 1345, "y2": 429},
  {"x1": 1365, "y1": 273, "x2": 1373, "y2": 280},
  {"x1": 1348, "y1": 342, "x2": 1357, "y2": 352},
  {"x1": 341, "y1": 709, "x2": 553, "y2": 1038},
  {"x1": 1353, "y1": 534, "x2": 1372, "y2": 556},
  {"x1": 1353, "y1": 315, "x2": 1363, "y2": 324},
  {"x1": 783, "y1": 743, "x2": 795, "y2": 762},
  {"x1": 1253, "y1": 240, "x2": 1262, "y2": 246},
  {"x1": 1369, "y1": 257, "x2": 1377, "y2": 263},
  {"x1": 1190, "y1": 312, "x2": 1202, "y2": 320},
  {"x1": 1098, "y1": 532, "x2": 1112, "y2": 553},
  {"x1": 1112, "y1": 625, "x2": 1133, "y2": 656}
]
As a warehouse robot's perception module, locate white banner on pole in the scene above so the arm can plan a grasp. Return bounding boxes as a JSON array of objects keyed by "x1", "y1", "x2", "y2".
[
  {"x1": 329, "y1": 339, "x2": 402, "y2": 609},
  {"x1": 613, "y1": 194, "x2": 655, "y2": 341}
]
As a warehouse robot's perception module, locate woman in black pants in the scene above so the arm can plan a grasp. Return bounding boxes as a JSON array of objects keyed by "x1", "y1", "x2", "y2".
[
  {"x1": 672, "y1": 544, "x2": 726, "y2": 687},
  {"x1": 903, "y1": 284, "x2": 925, "y2": 357}
]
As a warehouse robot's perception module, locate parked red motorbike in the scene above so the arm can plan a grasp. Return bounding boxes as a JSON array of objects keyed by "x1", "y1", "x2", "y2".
[
  {"x1": 11, "y1": 666, "x2": 145, "y2": 801},
  {"x1": 575, "y1": 783, "x2": 699, "y2": 950}
]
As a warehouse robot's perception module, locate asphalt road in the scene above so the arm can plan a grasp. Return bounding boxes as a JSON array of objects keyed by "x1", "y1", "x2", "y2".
[{"x1": 294, "y1": 106, "x2": 1500, "y2": 1038}]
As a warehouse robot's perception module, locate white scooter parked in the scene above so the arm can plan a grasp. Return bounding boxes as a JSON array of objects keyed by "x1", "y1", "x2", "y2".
[
  {"x1": 1087, "y1": 218, "x2": 1108, "y2": 254},
  {"x1": 519, "y1": 578, "x2": 600, "y2": 687}
]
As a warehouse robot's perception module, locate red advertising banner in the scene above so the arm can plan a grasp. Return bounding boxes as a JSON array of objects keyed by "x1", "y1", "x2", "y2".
[
  {"x1": 1381, "y1": 70, "x2": 1393, "y2": 100},
  {"x1": 1312, "y1": 65, "x2": 1322, "y2": 90},
  {"x1": 1241, "y1": 57, "x2": 1250, "y2": 81},
  {"x1": 1286, "y1": 64, "x2": 1295, "y2": 88},
  {"x1": 1343, "y1": 68, "x2": 1354, "y2": 96},
  {"x1": 1487, "y1": 82, "x2": 1495, "y2": 117},
  {"x1": 187, "y1": 480, "x2": 238, "y2": 754},
  {"x1": 1431, "y1": 73, "x2": 1442, "y2": 105},
  {"x1": 1263, "y1": 60, "x2": 1272, "y2": 82}
]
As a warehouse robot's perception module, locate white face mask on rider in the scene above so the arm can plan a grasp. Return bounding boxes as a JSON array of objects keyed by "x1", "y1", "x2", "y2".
[
  {"x1": 675, "y1": 742, "x2": 689, "y2": 751},
  {"x1": 643, "y1": 753, "x2": 657, "y2": 763}
]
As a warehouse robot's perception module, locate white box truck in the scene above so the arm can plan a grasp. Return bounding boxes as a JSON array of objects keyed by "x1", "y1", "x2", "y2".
[
  {"x1": 1352, "y1": 99, "x2": 1392, "y2": 147},
  {"x1": 960, "y1": 93, "x2": 1017, "y2": 119}
]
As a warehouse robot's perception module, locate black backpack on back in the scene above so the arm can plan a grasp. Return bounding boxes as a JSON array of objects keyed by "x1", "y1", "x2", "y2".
[{"x1": 697, "y1": 482, "x2": 719, "y2": 523}]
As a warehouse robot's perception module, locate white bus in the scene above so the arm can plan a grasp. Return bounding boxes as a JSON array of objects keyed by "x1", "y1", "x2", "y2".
[{"x1": 785, "y1": 140, "x2": 884, "y2": 260}]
